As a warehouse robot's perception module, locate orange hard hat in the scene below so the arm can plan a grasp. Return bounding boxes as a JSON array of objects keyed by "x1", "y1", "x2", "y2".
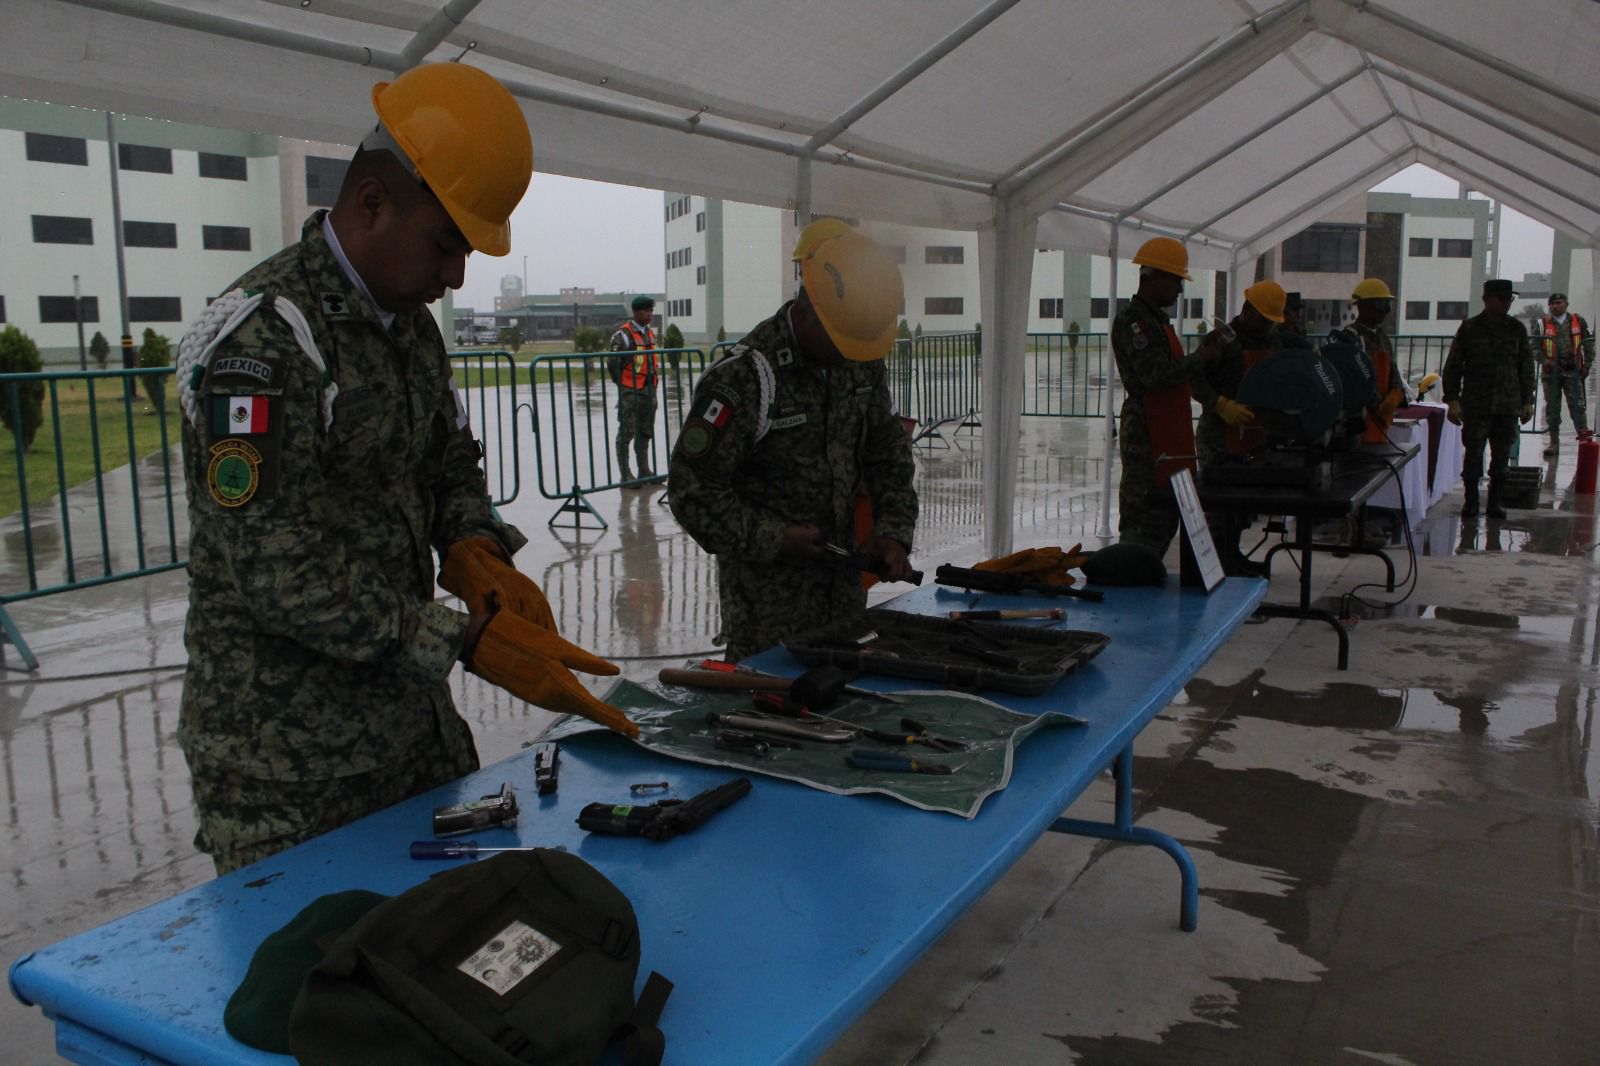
[
  {"x1": 1244, "y1": 281, "x2": 1287, "y2": 323},
  {"x1": 799, "y1": 232, "x2": 904, "y2": 362},
  {"x1": 1132, "y1": 236, "x2": 1191, "y2": 280}
]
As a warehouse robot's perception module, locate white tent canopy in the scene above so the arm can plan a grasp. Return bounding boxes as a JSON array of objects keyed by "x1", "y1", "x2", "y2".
[{"x1": 11, "y1": 0, "x2": 1598, "y2": 552}]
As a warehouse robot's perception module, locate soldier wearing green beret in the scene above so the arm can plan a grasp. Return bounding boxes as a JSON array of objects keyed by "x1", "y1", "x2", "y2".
[
  {"x1": 1443, "y1": 278, "x2": 1536, "y2": 518},
  {"x1": 608, "y1": 295, "x2": 661, "y2": 483}
]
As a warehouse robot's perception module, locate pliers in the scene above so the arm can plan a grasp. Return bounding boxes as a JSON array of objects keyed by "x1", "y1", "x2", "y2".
[
  {"x1": 899, "y1": 717, "x2": 966, "y2": 752},
  {"x1": 847, "y1": 748, "x2": 960, "y2": 775}
]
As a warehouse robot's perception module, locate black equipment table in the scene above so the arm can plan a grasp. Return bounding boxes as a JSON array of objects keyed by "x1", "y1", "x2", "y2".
[{"x1": 1199, "y1": 443, "x2": 1420, "y2": 670}]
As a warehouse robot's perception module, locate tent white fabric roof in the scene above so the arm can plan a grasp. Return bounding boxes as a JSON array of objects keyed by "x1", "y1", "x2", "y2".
[{"x1": 11, "y1": 0, "x2": 1598, "y2": 551}]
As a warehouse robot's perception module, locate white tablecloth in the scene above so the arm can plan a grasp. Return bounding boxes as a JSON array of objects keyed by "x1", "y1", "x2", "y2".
[
  {"x1": 1425, "y1": 404, "x2": 1464, "y2": 506},
  {"x1": 1369, "y1": 419, "x2": 1430, "y2": 529}
]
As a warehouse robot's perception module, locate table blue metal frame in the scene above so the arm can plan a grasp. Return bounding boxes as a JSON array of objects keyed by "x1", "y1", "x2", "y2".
[{"x1": 10, "y1": 578, "x2": 1265, "y2": 1066}]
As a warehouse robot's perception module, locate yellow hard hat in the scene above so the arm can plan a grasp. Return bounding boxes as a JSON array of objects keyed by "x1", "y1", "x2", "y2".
[
  {"x1": 1351, "y1": 278, "x2": 1394, "y2": 302},
  {"x1": 800, "y1": 232, "x2": 904, "y2": 362},
  {"x1": 1244, "y1": 280, "x2": 1286, "y2": 323},
  {"x1": 370, "y1": 63, "x2": 533, "y2": 257},
  {"x1": 792, "y1": 217, "x2": 853, "y2": 261},
  {"x1": 1132, "y1": 236, "x2": 1191, "y2": 281}
]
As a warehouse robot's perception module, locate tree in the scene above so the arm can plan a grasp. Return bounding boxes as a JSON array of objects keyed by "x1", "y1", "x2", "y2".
[
  {"x1": 138, "y1": 328, "x2": 172, "y2": 414},
  {"x1": 0, "y1": 325, "x2": 46, "y2": 451},
  {"x1": 663, "y1": 323, "x2": 685, "y2": 350},
  {"x1": 896, "y1": 319, "x2": 912, "y2": 340},
  {"x1": 913, "y1": 323, "x2": 923, "y2": 340},
  {"x1": 89, "y1": 330, "x2": 110, "y2": 370},
  {"x1": 498, "y1": 325, "x2": 524, "y2": 354},
  {"x1": 716, "y1": 325, "x2": 727, "y2": 343},
  {"x1": 1065, "y1": 319, "x2": 1080, "y2": 354},
  {"x1": 572, "y1": 326, "x2": 607, "y2": 353}
]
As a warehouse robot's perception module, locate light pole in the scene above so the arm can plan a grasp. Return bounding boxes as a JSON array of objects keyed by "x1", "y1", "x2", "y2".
[
  {"x1": 72, "y1": 274, "x2": 87, "y2": 371},
  {"x1": 522, "y1": 255, "x2": 528, "y2": 300}
]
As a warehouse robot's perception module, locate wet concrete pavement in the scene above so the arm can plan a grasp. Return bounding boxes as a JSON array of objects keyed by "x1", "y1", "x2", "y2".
[{"x1": 4, "y1": 421, "x2": 1598, "y2": 1064}]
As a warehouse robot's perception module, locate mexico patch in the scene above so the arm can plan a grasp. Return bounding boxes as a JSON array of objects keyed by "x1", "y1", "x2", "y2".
[
  {"x1": 206, "y1": 439, "x2": 263, "y2": 507},
  {"x1": 213, "y1": 395, "x2": 270, "y2": 435}
]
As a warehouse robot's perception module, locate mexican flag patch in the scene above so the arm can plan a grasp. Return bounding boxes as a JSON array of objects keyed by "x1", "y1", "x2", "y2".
[
  {"x1": 701, "y1": 398, "x2": 734, "y2": 428},
  {"x1": 213, "y1": 395, "x2": 270, "y2": 435}
]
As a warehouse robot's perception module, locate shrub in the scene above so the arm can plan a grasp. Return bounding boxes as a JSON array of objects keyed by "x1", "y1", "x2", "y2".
[
  {"x1": 139, "y1": 328, "x2": 172, "y2": 414},
  {"x1": 0, "y1": 325, "x2": 45, "y2": 451},
  {"x1": 573, "y1": 326, "x2": 607, "y2": 353},
  {"x1": 498, "y1": 326, "x2": 524, "y2": 354},
  {"x1": 663, "y1": 323, "x2": 685, "y2": 349},
  {"x1": 89, "y1": 330, "x2": 110, "y2": 369},
  {"x1": 896, "y1": 319, "x2": 912, "y2": 340},
  {"x1": 716, "y1": 325, "x2": 727, "y2": 343}
]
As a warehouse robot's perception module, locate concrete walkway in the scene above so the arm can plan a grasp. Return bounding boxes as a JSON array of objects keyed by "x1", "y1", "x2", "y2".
[{"x1": 4, "y1": 421, "x2": 1596, "y2": 1064}]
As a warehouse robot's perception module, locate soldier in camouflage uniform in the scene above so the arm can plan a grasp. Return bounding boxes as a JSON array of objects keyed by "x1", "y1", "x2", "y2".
[
  {"x1": 1112, "y1": 237, "x2": 1222, "y2": 556},
  {"x1": 1537, "y1": 292, "x2": 1594, "y2": 456},
  {"x1": 1443, "y1": 278, "x2": 1536, "y2": 519},
  {"x1": 669, "y1": 231, "x2": 917, "y2": 661},
  {"x1": 177, "y1": 65, "x2": 620, "y2": 874}
]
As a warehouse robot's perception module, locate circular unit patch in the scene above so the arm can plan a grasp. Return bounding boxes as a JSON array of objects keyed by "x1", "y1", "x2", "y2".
[
  {"x1": 207, "y1": 439, "x2": 263, "y2": 507},
  {"x1": 678, "y1": 420, "x2": 713, "y2": 458}
]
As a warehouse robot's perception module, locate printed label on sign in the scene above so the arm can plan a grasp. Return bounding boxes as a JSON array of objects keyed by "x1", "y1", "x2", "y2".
[
  {"x1": 1170, "y1": 468, "x2": 1225, "y2": 593},
  {"x1": 457, "y1": 919, "x2": 562, "y2": 996}
]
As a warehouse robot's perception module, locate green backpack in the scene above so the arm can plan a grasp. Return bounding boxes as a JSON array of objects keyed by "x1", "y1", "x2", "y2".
[{"x1": 288, "y1": 849, "x2": 670, "y2": 1065}]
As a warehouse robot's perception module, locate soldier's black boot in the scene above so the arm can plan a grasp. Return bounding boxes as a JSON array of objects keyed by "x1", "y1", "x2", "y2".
[
  {"x1": 1461, "y1": 482, "x2": 1480, "y2": 518},
  {"x1": 617, "y1": 445, "x2": 633, "y2": 483},
  {"x1": 1486, "y1": 478, "x2": 1507, "y2": 519},
  {"x1": 635, "y1": 444, "x2": 653, "y2": 479},
  {"x1": 1544, "y1": 433, "x2": 1559, "y2": 458}
]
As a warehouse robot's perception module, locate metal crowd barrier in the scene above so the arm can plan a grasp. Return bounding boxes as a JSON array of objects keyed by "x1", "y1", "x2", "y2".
[
  {"x1": 524, "y1": 348, "x2": 710, "y2": 529},
  {"x1": 2, "y1": 366, "x2": 184, "y2": 670},
  {"x1": 448, "y1": 350, "x2": 522, "y2": 507}
]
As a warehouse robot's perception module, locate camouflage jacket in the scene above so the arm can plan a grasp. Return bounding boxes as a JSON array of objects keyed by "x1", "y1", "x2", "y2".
[
  {"x1": 1192, "y1": 312, "x2": 1272, "y2": 459},
  {"x1": 1442, "y1": 312, "x2": 1535, "y2": 415},
  {"x1": 668, "y1": 303, "x2": 917, "y2": 656},
  {"x1": 179, "y1": 212, "x2": 525, "y2": 780},
  {"x1": 1112, "y1": 294, "x2": 1209, "y2": 478}
]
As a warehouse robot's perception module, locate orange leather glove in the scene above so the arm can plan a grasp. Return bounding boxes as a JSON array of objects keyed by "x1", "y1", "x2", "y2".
[
  {"x1": 1214, "y1": 396, "x2": 1255, "y2": 428},
  {"x1": 466, "y1": 608, "x2": 635, "y2": 738},
  {"x1": 439, "y1": 537, "x2": 556, "y2": 631},
  {"x1": 974, "y1": 544, "x2": 1084, "y2": 586},
  {"x1": 1375, "y1": 389, "x2": 1402, "y2": 424}
]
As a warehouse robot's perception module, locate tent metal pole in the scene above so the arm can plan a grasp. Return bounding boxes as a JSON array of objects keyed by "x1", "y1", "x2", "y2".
[
  {"x1": 1372, "y1": 66, "x2": 1600, "y2": 184},
  {"x1": 803, "y1": 0, "x2": 1024, "y2": 153},
  {"x1": 398, "y1": 0, "x2": 482, "y2": 72},
  {"x1": 1121, "y1": 65, "x2": 1369, "y2": 219},
  {"x1": 1099, "y1": 224, "x2": 1119, "y2": 540},
  {"x1": 1049, "y1": 204, "x2": 1236, "y2": 256},
  {"x1": 1404, "y1": 124, "x2": 1600, "y2": 221},
  {"x1": 1231, "y1": 147, "x2": 1414, "y2": 257},
  {"x1": 1419, "y1": 155, "x2": 1593, "y2": 243},
  {"x1": 1183, "y1": 115, "x2": 1394, "y2": 238},
  {"x1": 62, "y1": 0, "x2": 394, "y2": 66}
]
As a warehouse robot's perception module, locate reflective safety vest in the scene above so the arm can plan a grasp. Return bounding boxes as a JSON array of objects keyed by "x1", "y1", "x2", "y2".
[
  {"x1": 1145, "y1": 324, "x2": 1197, "y2": 486},
  {"x1": 618, "y1": 321, "x2": 658, "y2": 390},
  {"x1": 1542, "y1": 315, "x2": 1588, "y2": 376}
]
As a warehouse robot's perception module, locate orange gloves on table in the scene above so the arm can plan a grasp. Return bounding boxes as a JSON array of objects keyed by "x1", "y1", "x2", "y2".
[
  {"x1": 442, "y1": 537, "x2": 635, "y2": 738},
  {"x1": 973, "y1": 543, "x2": 1089, "y2": 587}
]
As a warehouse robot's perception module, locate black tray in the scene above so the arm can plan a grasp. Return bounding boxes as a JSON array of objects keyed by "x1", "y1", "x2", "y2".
[{"x1": 781, "y1": 608, "x2": 1110, "y2": 695}]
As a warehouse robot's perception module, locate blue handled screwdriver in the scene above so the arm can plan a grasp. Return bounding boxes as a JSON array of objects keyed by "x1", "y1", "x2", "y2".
[{"x1": 410, "y1": 839, "x2": 539, "y2": 860}]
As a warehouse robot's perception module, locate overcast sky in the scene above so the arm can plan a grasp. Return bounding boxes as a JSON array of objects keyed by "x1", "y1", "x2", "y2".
[{"x1": 458, "y1": 162, "x2": 1555, "y2": 310}]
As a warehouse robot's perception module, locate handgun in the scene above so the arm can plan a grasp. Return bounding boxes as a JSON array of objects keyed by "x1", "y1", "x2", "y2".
[
  {"x1": 432, "y1": 782, "x2": 518, "y2": 837},
  {"x1": 533, "y1": 742, "x2": 560, "y2": 795},
  {"x1": 576, "y1": 777, "x2": 752, "y2": 842}
]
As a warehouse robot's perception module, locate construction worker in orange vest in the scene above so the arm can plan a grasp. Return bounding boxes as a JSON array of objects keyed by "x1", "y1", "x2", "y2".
[
  {"x1": 1538, "y1": 292, "x2": 1595, "y2": 456},
  {"x1": 608, "y1": 294, "x2": 660, "y2": 483}
]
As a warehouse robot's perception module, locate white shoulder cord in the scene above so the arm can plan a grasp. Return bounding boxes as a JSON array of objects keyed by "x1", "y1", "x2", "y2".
[
  {"x1": 709, "y1": 343, "x2": 776, "y2": 442},
  {"x1": 177, "y1": 288, "x2": 339, "y2": 432}
]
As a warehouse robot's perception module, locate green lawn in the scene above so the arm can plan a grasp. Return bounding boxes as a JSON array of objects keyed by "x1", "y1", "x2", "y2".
[{"x1": 2, "y1": 378, "x2": 182, "y2": 519}]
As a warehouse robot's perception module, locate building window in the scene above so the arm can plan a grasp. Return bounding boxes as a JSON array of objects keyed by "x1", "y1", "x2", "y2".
[
  {"x1": 1405, "y1": 301, "x2": 1431, "y2": 320},
  {"x1": 696, "y1": 266, "x2": 706, "y2": 286},
  {"x1": 695, "y1": 212, "x2": 705, "y2": 232},
  {"x1": 666, "y1": 248, "x2": 693, "y2": 269},
  {"x1": 118, "y1": 143, "x2": 173, "y2": 174},
  {"x1": 129, "y1": 297, "x2": 183, "y2": 322},
  {"x1": 925, "y1": 297, "x2": 964, "y2": 315},
  {"x1": 1408, "y1": 237, "x2": 1434, "y2": 257},
  {"x1": 1280, "y1": 224, "x2": 1361, "y2": 272},
  {"x1": 1039, "y1": 298, "x2": 1063, "y2": 319},
  {"x1": 1091, "y1": 297, "x2": 1108, "y2": 318},
  {"x1": 124, "y1": 220, "x2": 178, "y2": 248},
  {"x1": 198, "y1": 152, "x2": 248, "y2": 180},
  {"x1": 1187, "y1": 298, "x2": 1204, "y2": 318},
  {"x1": 1437, "y1": 238, "x2": 1473, "y2": 258},
  {"x1": 26, "y1": 132, "x2": 89, "y2": 166},
  {"x1": 39, "y1": 296, "x2": 100, "y2": 324},
  {"x1": 666, "y1": 196, "x2": 692, "y2": 221},
  {"x1": 0, "y1": 296, "x2": 6, "y2": 323},
  {"x1": 666, "y1": 298, "x2": 694, "y2": 317},
  {"x1": 202, "y1": 225, "x2": 252, "y2": 252},
  {"x1": 305, "y1": 155, "x2": 349, "y2": 208},
  {"x1": 32, "y1": 215, "x2": 94, "y2": 245},
  {"x1": 1437, "y1": 301, "x2": 1469, "y2": 320},
  {"x1": 925, "y1": 246, "x2": 965, "y2": 265}
]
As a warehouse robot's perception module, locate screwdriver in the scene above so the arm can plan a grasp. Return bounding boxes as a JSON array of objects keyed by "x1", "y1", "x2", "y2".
[{"x1": 410, "y1": 839, "x2": 539, "y2": 860}]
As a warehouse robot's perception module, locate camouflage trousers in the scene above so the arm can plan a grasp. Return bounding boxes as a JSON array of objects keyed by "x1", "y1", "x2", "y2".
[
  {"x1": 615, "y1": 388, "x2": 658, "y2": 468},
  {"x1": 717, "y1": 555, "x2": 865, "y2": 662},
  {"x1": 187, "y1": 712, "x2": 478, "y2": 875},
  {"x1": 1117, "y1": 462, "x2": 1181, "y2": 558},
  {"x1": 1541, "y1": 367, "x2": 1588, "y2": 435},
  {"x1": 1461, "y1": 411, "x2": 1520, "y2": 486}
]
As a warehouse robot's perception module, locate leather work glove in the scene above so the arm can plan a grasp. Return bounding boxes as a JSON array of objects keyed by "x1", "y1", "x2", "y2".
[
  {"x1": 439, "y1": 537, "x2": 556, "y2": 631},
  {"x1": 1214, "y1": 396, "x2": 1256, "y2": 429},
  {"x1": 1376, "y1": 389, "x2": 1402, "y2": 425},
  {"x1": 974, "y1": 544, "x2": 1086, "y2": 586},
  {"x1": 1520, "y1": 404, "x2": 1535, "y2": 424},
  {"x1": 465, "y1": 606, "x2": 636, "y2": 738},
  {"x1": 1447, "y1": 400, "x2": 1463, "y2": 425}
]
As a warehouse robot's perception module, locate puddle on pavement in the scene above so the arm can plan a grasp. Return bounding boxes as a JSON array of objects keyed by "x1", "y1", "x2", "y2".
[{"x1": 1306, "y1": 598, "x2": 1523, "y2": 627}]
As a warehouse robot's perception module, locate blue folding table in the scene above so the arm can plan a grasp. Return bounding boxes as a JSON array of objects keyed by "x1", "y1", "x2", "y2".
[{"x1": 9, "y1": 577, "x2": 1265, "y2": 1066}]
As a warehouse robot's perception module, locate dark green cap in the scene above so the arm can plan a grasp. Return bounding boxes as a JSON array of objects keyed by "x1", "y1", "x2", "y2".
[
  {"x1": 1483, "y1": 279, "x2": 1518, "y2": 298},
  {"x1": 631, "y1": 295, "x2": 655, "y2": 311},
  {"x1": 224, "y1": 889, "x2": 389, "y2": 1053},
  {"x1": 1081, "y1": 542, "x2": 1167, "y2": 587}
]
